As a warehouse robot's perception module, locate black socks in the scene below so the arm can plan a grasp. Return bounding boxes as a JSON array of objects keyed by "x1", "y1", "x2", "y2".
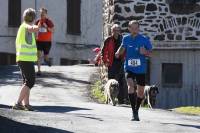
[
  {"x1": 129, "y1": 93, "x2": 143, "y2": 112},
  {"x1": 128, "y1": 93, "x2": 137, "y2": 112},
  {"x1": 136, "y1": 97, "x2": 143, "y2": 111}
]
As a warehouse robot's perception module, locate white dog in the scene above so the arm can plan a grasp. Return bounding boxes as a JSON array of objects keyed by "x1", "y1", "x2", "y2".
[
  {"x1": 143, "y1": 85, "x2": 159, "y2": 108},
  {"x1": 104, "y1": 79, "x2": 119, "y2": 106}
]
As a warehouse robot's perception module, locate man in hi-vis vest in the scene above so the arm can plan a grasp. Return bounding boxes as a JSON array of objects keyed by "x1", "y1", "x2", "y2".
[{"x1": 12, "y1": 8, "x2": 41, "y2": 111}]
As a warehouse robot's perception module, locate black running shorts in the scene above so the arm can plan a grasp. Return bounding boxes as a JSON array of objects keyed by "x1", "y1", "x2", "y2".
[
  {"x1": 36, "y1": 41, "x2": 52, "y2": 55},
  {"x1": 125, "y1": 70, "x2": 146, "y2": 86}
]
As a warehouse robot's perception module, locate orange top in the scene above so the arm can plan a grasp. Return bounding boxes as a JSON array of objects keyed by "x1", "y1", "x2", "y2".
[{"x1": 35, "y1": 18, "x2": 54, "y2": 42}]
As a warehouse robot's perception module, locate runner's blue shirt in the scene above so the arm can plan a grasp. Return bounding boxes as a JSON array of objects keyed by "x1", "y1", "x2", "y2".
[{"x1": 121, "y1": 33, "x2": 152, "y2": 74}]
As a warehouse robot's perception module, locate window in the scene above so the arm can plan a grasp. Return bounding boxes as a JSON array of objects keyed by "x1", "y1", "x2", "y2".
[
  {"x1": 0, "y1": 53, "x2": 16, "y2": 65},
  {"x1": 162, "y1": 63, "x2": 183, "y2": 88},
  {"x1": 8, "y1": 0, "x2": 21, "y2": 27},
  {"x1": 67, "y1": 0, "x2": 81, "y2": 35}
]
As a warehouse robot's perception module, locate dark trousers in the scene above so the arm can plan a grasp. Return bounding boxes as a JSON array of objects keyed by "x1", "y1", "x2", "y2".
[
  {"x1": 108, "y1": 60, "x2": 128, "y2": 103},
  {"x1": 117, "y1": 74, "x2": 128, "y2": 103}
]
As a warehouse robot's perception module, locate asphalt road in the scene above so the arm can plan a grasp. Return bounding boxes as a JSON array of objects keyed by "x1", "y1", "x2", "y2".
[{"x1": 0, "y1": 65, "x2": 200, "y2": 133}]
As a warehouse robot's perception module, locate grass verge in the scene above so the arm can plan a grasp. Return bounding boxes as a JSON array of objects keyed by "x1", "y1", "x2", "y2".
[
  {"x1": 90, "y1": 80, "x2": 106, "y2": 103},
  {"x1": 174, "y1": 106, "x2": 200, "y2": 115}
]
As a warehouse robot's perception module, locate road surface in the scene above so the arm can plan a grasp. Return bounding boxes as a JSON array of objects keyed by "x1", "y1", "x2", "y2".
[{"x1": 0, "y1": 65, "x2": 199, "y2": 133}]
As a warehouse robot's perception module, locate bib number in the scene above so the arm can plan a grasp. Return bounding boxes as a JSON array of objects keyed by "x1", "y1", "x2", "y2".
[
  {"x1": 128, "y1": 59, "x2": 141, "y2": 67},
  {"x1": 39, "y1": 27, "x2": 47, "y2": 33}
]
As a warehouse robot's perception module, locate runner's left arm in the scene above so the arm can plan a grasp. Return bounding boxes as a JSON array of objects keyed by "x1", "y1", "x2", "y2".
[
  {"x1": 141, "y1": 38, "x2": 152, "y2": 57},
  {"x1": 46, "y1": 18, "x2": 55, "y2": 32}
]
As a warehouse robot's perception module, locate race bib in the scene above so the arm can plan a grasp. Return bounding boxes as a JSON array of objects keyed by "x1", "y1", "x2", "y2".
[
  {"x1": 128, "y1": 59, "x2": 141, "y2": 67},
  {"x1": 39, "y1": 27, "x2": 47, "y2": 33}
]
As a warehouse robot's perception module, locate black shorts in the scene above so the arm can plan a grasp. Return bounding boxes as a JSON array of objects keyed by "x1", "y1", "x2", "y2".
[
  {"x1": 18, "y1": 61, "x2": 35, "y2": 89},
  {"x1": 36, "y1": 41, "x2": 52, "y2": 55},
  {"x1": 125, "y1": 70, "x2": 145, "y2": 86}
]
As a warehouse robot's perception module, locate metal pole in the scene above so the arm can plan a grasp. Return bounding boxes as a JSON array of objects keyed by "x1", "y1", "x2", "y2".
[{"x1": 35, "y1": 0, "x2": 37, "y2": 12}]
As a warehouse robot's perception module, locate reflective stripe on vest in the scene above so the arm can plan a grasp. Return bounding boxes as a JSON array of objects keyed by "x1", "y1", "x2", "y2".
[
  {"x1": 16, "y1": 44, "x2": 37, "y2": 49},
  {"x1": 16, "y1": 52, "x2": 37, "y2": 56},
  {"x1": 16, "y1": 23, "x2": 37, "y2": 62}
]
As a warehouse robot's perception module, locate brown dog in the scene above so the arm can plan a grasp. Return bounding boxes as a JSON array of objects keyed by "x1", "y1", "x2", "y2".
[{"x1": 104, "y1": 79, "x2": 119, "y2": 106}]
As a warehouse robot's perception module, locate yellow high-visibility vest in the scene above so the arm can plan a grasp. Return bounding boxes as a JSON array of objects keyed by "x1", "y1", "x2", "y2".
[{"x1": 16, "y1": 22, "x2": 37, "y2": 62}]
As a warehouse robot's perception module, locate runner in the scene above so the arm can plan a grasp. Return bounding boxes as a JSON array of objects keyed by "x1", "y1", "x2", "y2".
[
  {"x1": 35, "y1": 7, "x2": 54, "y2": 76},
  {"x1": 116, "y1": 20, "x2": 152, "y2": 121}
]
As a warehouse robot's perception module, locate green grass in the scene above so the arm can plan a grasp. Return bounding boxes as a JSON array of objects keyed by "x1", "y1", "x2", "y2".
[
  {"x1": 174, "y1": 106, "x2": 200, "y2": 115},
  {"x1": 91, "y1": 80, "x2": 106, "y2": 103}
]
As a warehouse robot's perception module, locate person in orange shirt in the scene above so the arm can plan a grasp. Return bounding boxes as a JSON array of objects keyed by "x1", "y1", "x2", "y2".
[{"x1": 35, "y1": 7, "x2": 54, "y2": 76}]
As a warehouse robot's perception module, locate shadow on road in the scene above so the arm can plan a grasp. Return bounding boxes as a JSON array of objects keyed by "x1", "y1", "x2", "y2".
[
  {"x1": 0, "y1": 66, "x2": 21, "y2": 85},
  {"x1": 162, "y1": 122, "x2": 200, "y2": 129},
  {"x1": 0, "y1": 66, "x2": 91, "y2": 87},
  {"x1": 76, "y1": 114, "x2": 104, "y2": 122},
  {"x1": 0, "y1": 104, "x2": 92, "y2": 113},
  {"x1": 0, "y1": 116, "x2": 73, "y2": 133},
  {"x1": 36, "y1": 72, "x2": 91, "y2": 87},
  {"x1": 34, "y1": 105, "x2": 92, "y2": 113},
  {"x1": 0, "y1": 104, "x2": 11, "y2": 109}
]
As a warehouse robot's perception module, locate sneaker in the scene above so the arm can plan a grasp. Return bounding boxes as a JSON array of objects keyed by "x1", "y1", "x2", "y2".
[
  {"x1": 45, "y1": 60, "x2": 51, "y2": 67},
  {"x1": 24, "y1": 105, "x2": 35, "y2": 111},
  {"x1": 12, "y1": 103, "x2": 25, "y2": 110},
  {"x1": 36, "y1": 71, "x2": 42, "y2": 76},
  {"x1": 131, "y1": 111, "x2": 140, "y2": 121}
]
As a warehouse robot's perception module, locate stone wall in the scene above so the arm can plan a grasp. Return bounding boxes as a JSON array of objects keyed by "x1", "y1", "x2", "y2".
[
  {"x1": 103, "y1": 0, "x2": 200, "y2": 41},
  {"x1": 103, "y1": 0, "x2": 114, "y2": 39}
]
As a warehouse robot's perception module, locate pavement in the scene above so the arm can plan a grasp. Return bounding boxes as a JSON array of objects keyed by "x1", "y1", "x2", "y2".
[{"x1": 0, "y1": 65, "x2": 200, "y2": 133}]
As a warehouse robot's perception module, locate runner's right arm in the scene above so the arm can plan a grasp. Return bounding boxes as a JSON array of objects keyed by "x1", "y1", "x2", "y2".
[{"x1": 26, "y1": 21, "x2": 41, "y2": 33}]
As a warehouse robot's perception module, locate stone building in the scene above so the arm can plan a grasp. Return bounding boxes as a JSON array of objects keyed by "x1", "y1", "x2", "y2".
[
  {"x1": 0, "y1": 0, "x2": 103, "y2": 65},
  {"x1": 103, "y1": 0, "x2": 200, "y2": 108}
]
